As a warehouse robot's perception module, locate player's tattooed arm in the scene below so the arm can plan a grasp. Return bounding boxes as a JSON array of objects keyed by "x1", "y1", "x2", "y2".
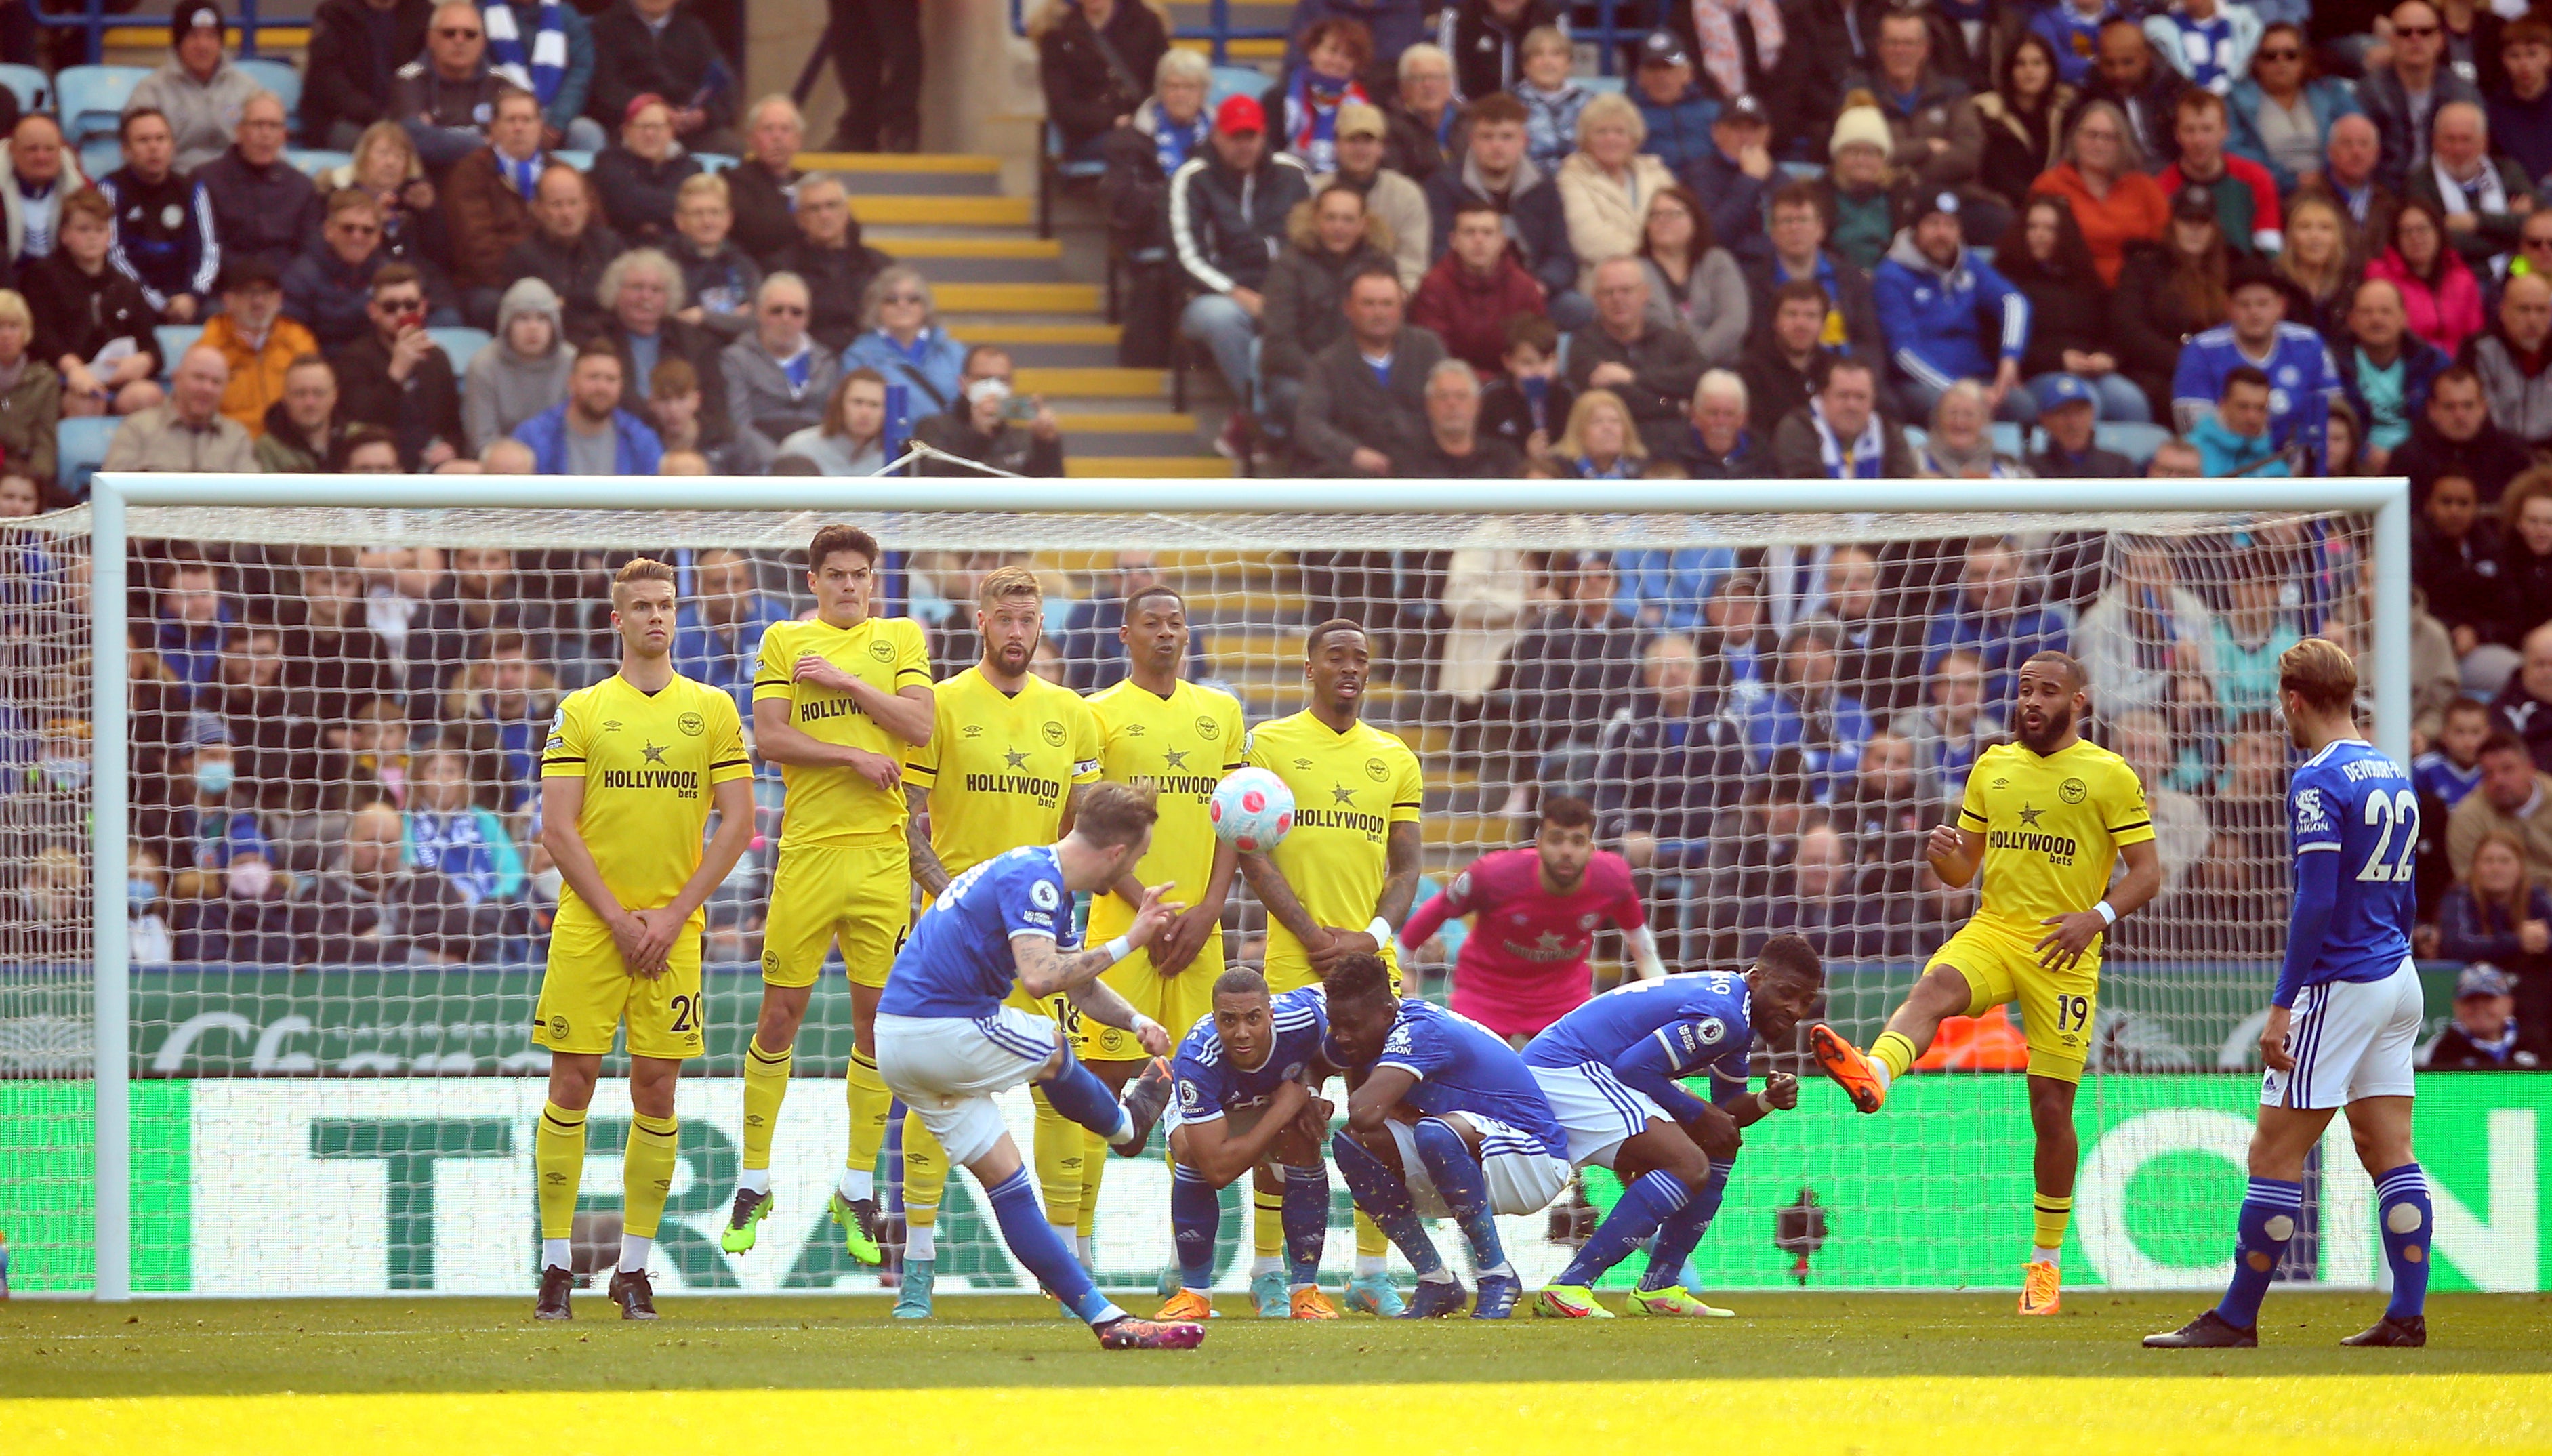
[
  {"x1": 1239, "y1": 849, "x2": 1327, "y2": 951},
  {"x1": 1323, "y1": 821, "x2": 1423, "y2": 970},
  {"x1": 905, "y1": 784, "x2": 952, "y2": 897},
  {"x1": 1064, "y1": 977, "x2": 1170, "y2": 1055},
  {"x1": 1012, "y1": 934, "x2": 1125, "y2": 998}
]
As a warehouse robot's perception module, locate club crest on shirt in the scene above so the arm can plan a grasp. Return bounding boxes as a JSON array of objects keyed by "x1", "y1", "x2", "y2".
[
  {"x1": 2059, "y1": 777, "x2": 2086, "y2": 804},
  {"x1": 869, "y1": 638, "x2": 895, "y2": 661},
  {"x1": 1196, "y1": 715, "x2": 1220, "y2": 739},
  {"x1": 1042, "y1": 720, "x2": 1066, "y2": 746},
  {"x1": 678, "y1": 712, "x2": 705, "y2": 737},
  {"x1": 1365, "y1": 757, "x2": 1388, "y2": 782}
]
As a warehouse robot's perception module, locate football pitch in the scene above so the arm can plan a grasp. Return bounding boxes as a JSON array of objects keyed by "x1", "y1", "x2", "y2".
[{"x1": 6, "y1": 1292, "x2": 2550, "y2": 1455}]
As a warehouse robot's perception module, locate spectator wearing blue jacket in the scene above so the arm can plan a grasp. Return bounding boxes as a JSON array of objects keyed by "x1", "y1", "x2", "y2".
[
  {"x1": 1742, "y1": 618, "x2": 1873, "y2": 802},
  {"x1": 1923, "y1": 534, "x2": 2071, "y2": 705},
  {"x1": 1872, "y1": 191, "x2": 2034, "y2": 421},
  {"x1": 2187, "y1": 363, "x2": 2291, "y2": 476},
  {"x1": 514, "y1": 341, "x2": 667, "y2": 474},
  {"x1": 2032, "y1": 0, "x2": 2126, "y2": 87},
  {"x1": 2334, "y1": 275, "x2": 2451, "y2": 471},
  {"x1": 1613, "y1": 545, "x2": 1736, "y2": 633},
  {"x1": 1630, "y1": 30, "x2": 1720, "y2": 175},
  {"x1": 2224, "y1": 24, "x2": 2362, "y2": 194},
  {"x1": 673, "y1": 545, "x2": 789, "y2": 716},
  {"x1": 839, "y1": 265, "x2": 969, "y2": 415},
  {"x1": 2170, "y1": 257, "x2": 2341, "y2": 450}
]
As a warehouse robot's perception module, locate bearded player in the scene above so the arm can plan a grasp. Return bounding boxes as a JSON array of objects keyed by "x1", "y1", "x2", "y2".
[
  {"x1": 1811, "y1": 650, "x2": 2162, "y2": 1316},
  {"x1": 533, "y1": 559, "x2": 756, "y2": 1320},
  {"x1": 1240, "y1": 619, "x2": 1424, "y2": 1316},
  {"x1": 1399, "y1": 795, "x2": 1664, "y2": 1049},
  {"x1": 720, "y1": 525, "x2": 932, "y2": 1266},
  {"x1": 1083, "y1": 582, "x2": 1246, "y2": 1284}
]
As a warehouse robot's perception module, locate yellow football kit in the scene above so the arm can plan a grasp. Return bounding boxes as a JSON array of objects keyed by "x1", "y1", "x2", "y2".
[
  {"x1": 1935, "y1": 739, "x2": 2156, "y2": 1081},
  {"x1": 1080, "y1": 677, "x2": 1247, "y2": 1060},
  {"x1": 533, "y1": 671, "x2": 752, "y2": 1059},
  {"x1": 1244, "y1": 710, "x2": 1424, "y2": 993},
  {"x1": 754, "y1": 614, "x2": 933, "y2": 991}
]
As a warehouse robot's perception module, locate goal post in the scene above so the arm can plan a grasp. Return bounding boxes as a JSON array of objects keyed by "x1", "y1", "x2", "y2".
[{"x1": 60, "y1": 472, "x2": 2410, "y2": 1302}]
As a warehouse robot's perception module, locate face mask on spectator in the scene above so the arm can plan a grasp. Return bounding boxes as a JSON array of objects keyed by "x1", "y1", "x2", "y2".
[
  {"x1": 227, "y1": 860, "x2": 274, "y2": 898},
  {"x1": 127, "y1": 877, "x2": 159, "y2": 913},
  {"x1": 195, "y1": 759, "x2": 236, "y2": 797},
  {"x1": 965, "y1": 377, "x2": 1012, "y2": 407}
]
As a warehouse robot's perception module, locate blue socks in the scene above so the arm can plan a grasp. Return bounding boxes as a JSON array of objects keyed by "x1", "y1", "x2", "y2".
[
  {"x1": 985, "y1": 1166, "x2": 1124, "y2": 1325},
  {"x1": 2215, "y1": 1176, "x2": 2303, "y2": 1329},
  {"x1": 1331, "y1": 1128, "x2": 1445, "y2": 1278},
  {"x1": 1170, "y1": 1165, "x2": 1220, "y2": 1293},
  {"x1": 1560, "y1": 1168, "x2": 1690, "y2": 1289},
  {"x1": 1036, "y1": 1052, "x2": 1132, "y2": 1146},
  {"x1": 1638, "y1": 1158, "x2": 1729, "y2": 1293},
  {"x1": 1412, "y1": 1117, "x2": 1508, "y2": 1276},
  {"x1": 1282, "y1": 1163, "x2": 1330, "y2": 1287},
  {"x1": 2376, "y1": 1163, "x2": 2431, "y2": 1321}
]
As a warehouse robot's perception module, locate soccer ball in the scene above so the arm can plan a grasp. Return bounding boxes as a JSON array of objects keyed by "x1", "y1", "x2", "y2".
[{"x1": 1210, "y1": 768, "x2": 1295, "y2": 853}]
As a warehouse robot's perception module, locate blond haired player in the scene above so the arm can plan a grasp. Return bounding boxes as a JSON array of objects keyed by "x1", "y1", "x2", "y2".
[
  {"x1": 1082, "y1": 581, "x2": 1245, "y2": 1281},
  {"x1": 532, "y1": 558, "x2": 755, "y2": 1321},
  {"x1": 1810, "y1": 650, "x2": 2162, "y2": 1316},
  {"x1": 894, "y1": 563, "x2": 1115, "y2": 1319},
  {"x1": 1239, "y1": 617, "x2": 1422, "y2": 1316},
  {"x1": 718, "y1": 525, "x2": 934, "y2": 1266}
]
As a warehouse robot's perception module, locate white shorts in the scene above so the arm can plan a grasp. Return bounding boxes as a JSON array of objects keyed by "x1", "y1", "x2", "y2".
[
  {"x1": 1384, "y1": 1115, "x2": 1571, "y2": 1219},
  {"x1": 875, "y1": 1006, "x2": 1060, "y2": 1165},
  {"x1": 2260, "y1": 957, "x2": 2423, "y2": 1112},
  {"x1": 1529, "y1": 1062, "x2": 1670, "y2": 1170}
]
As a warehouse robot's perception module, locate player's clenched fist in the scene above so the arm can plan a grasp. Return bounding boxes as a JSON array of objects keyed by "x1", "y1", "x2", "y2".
[
  {"x1": 1761, "y1": 1070, "x2": 1799, "y2": 1110},
  {"x1": 1925, "y1": 823, "x2": 1966, "y2": 865}
]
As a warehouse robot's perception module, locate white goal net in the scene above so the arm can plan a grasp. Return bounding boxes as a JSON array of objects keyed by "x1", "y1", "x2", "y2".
[{"x1": 2, "y1": 476, "x2": 2423, "y2": 1298}]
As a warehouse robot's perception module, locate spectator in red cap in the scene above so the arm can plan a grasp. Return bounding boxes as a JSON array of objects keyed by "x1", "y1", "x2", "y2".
[
  {"x1": 592, "y1": 93, "x2": 703, "y2": 247},
  {"x1": 1170, "y1": 92, "x2": 1313, "y2": 459}
]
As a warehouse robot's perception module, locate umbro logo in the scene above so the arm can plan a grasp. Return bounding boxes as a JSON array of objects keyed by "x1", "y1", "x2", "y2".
[{"x1": 1992, "y1": 777, "x2": 2010, "y2": 789}]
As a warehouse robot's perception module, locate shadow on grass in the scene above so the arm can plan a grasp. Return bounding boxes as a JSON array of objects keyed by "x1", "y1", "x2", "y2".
[{"x1": 5, "y1": 1292, "x2": 2549, "y2": 1398}]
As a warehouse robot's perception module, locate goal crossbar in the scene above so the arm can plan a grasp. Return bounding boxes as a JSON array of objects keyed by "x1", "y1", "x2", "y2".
[{"x1": 79, "y1": 471, "x2": 2414, "y2": 1300}]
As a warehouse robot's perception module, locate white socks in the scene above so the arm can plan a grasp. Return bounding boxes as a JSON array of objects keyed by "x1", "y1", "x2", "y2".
[
  {"x1": 838, "y1": 1167, "x2": 872, "y2": 1203},
  {"x1": 617, "y1": 1234, "x2": 651, "y2": 1274},
  {"x1": 542, "y1": 1237, "x2": 571, "y2": 1271},
  {"x1": 1077, "y1": 1233, "x2": 1097, "y2": 1266},
  {"x1": 1252, "y1": 1255, "x2": 1283, "y2": 1278},
  {"x1": 1356, "y1": 1255, "x2": 1387, "y2": 1277},
  {"x1": 739, "y1": 1167, "x2": 770, "y2": 1197},
  {"x1": 2032, "y1": 1245, "x2": 2062, "y2": 1268},
  {"x1": 906, "y1": 1225, "x2": 937, "y2": 1262}
]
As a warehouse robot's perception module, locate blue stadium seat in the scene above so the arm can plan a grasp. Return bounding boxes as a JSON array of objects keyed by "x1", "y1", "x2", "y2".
[
  {"x1": 56, "y1": 65, "x2": 150, "y2": 144},
  {"x1": 287, "y1": 148, "x2": 353, "y2": 180},
  {"x1": 236, "y1": 56, "x2": 302, "y2": 131},
  {"x1": 1208, "y1": 65, "x2": 1264, "y2": 110},
  {"x1": 693, "y1": 152, "x2": 739, "y2": 174},
  {"x1": 428, "y1": 326, "x2": 492, "y2": 370},
  {"x1": 57, "y1": 415, "x2": 117, "y2": 498},
  {"x1": 551, "y1": 148, "x2": 595, "y2": 171},
  {"x1": 2095, "y1": 421, "x2": 2172, "y2": 467},
  {"x1": 1990, "y1": 421, "x2": 2023, "y2": 457},
  {"x1": 1580, "y1": 74, "x2": 1626, "y2": 95},
  {"x1": 77, "y1": 136, "x2": 121, "y2": 183},
  {"x1": 0, "y1": 63, "x2": 49, "y2": 114},
  {"x1": 156, "y1": 324, "x2": 206, "y2": 377}
]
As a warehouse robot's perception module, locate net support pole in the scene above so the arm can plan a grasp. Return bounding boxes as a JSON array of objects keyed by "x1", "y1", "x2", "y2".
[
  {"x1": 2372, "y1": 480, "x2": 2414, "y2": 771},
  {"x1": 90, "y1": 479, "x2": 130, "y2": 1303}
]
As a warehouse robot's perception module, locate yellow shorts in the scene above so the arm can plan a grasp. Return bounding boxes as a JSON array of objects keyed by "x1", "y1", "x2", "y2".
[
  {"x1": 760, "y1": 837, "x2": 911, "y2": 989},
  {"x1": 1929, "y1": 918, "x2": 2100, "y2": 1082},
  {"x1": 1081, "y1": 928, "x2": 1227, "y2": 1062},
  {"x1": 533, "y1": 908, "x2": 705, "y2": 1060},
  {"x1": 1264, "y1": 940, "x2": 1401, "y2": 997}
]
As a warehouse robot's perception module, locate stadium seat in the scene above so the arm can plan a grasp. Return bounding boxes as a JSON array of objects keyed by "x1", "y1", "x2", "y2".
[
  {"x1": 693, "y1": 152, "x2": 738, "y2": 173},
  {"x1": 56, "y1": 65, "x2": 150, "y2": 144},
  {"x1": 2095, "y1": 421, "x2": 2172, "y2": 467},
  {"x1": 428, "y1": 326, "x2": 493, "y2": 369},
  {"x1": 1039, "y1": 119, "x2": 1105, "y2": 239},
  {"x1": 551, "y1": 148, "x2": 595, "y2": 172},
  {"x1": 77, "y1": 136, "x2": 121, "y2": 183},
  {"x1": 1990, "y1": 421, "x2": 2023, "y2": 457},
  {"x1": 287, "y1": 148, "x2": 353, "y2": 180},
  {"x1": 0, "y1": 62, "x2": 49, "y2": 114},
  {"x1": 236, "y1": 57, "x2": 301, "y2": 129},
  {"x1": 1208, "y1": 65, "x2": 1264, "y2": 110},
  {"x1": 156, "y1": 324, "x2": 206, "y2": 377},
  {"x1": 56, "y1": 415, "x2": 118, "y2": 498},
  {"x1": 1580, "y1": 74, "x2": 1626, "y2": 95}
]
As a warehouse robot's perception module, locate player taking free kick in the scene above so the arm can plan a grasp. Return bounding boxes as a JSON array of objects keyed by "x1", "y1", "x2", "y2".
[
  {"x1": 532, "y1": 559, "x2": 756, "y2": 1320},
  {"x1": 2146, "y1": 639, "x2": 2432, "y2": 1350},
  {"x1": 870, "y1": 781, "x2": 1196, "y2": 1350},
  {"x1": 1809, "y1": 650, "x2": 2162, "y2": 1316}
]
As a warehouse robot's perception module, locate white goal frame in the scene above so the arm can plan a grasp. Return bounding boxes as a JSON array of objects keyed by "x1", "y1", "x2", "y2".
[{"x1": 81, "y1": 472, "x2": 2413, "y2": 1301}]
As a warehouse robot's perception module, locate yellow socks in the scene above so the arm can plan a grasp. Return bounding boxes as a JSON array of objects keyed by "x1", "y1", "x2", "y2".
[
  {"x1": 844, "y1": 1047, "x2": 890, "y2": 1198},
  {"x1": 1030, "y1": 1086, "x2": 1086, "y2": 1234},
  {"x1": 740, "y1": 1037, "x2": 791, "y2": 1173},
  {"x1": 623, "y1": 1112, "x2": 680, "y2": 1242},
  {"x1": 1870, "y1": 1030, "x2": 1920, "y2": 1085},
  {"x1": 1077, "y1": 1125, "x2": 1107, "y2": 1242},
  {"x1": 535, "y1": 1101, "x2": 587, "y2": 1243},
  {"x1": 1254, "y1": 1185, "x2": 1285, "y2": 1262},
  {"x1": 2033, "y1": 1194, "x2": 2073, "y2": 1263},
  {"x1": 901, "y1": 1106, "x2": 945, "y2": 1251},
  {"x1": 1355, "y1": 1209, "x2": 1387, "y2": 1260}
]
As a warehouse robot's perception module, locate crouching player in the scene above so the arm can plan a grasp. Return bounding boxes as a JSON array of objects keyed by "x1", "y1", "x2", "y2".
[
  {"x1": 1523, "y1": 934, "x2": 1822, "y2": 1318},
  {"x1": 1321, "y1": 953, "x2": 1573, "y2": 1319},
  {"x1": 1157, "y1": 970, "x2": 1340, "y2": 1322},
  {"x1": 870, "y1": 781, "x2": 1200, "y2": 1350}
]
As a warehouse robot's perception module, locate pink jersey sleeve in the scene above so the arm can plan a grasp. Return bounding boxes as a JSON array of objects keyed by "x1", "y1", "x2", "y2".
[{"x1": 1594, "y1": 851, "x2": 1645, "y2": 931}]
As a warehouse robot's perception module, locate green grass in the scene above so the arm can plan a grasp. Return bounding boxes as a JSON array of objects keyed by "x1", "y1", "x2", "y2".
[{"x1": 6, "y1": 1291, "x2": 2549, "y2": 1398}]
